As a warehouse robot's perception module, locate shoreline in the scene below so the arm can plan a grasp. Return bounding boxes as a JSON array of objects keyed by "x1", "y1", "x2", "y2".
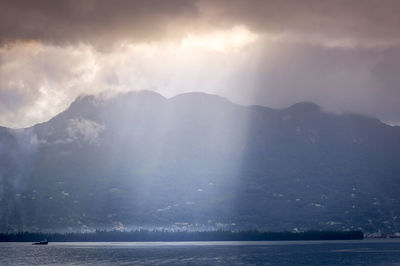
[{"x1": 0, "y1": 230, "x2": 364, "y2": 242}]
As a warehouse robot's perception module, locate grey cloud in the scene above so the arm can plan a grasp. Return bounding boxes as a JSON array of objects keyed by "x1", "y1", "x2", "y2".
[
  {"x1": 0, "y1": 0, "x2": 400, "y2": 126},
  {"x1": 1, "y1": 38, "x2": 400, "y2": 127},
  {"x1": 1, "y1": 0, "x2": 400, "y2": 47},
  {"x1": 0, "y1": 0, "x2": 198, "y2": 47},
  {"x1": 199, "y1": 0, "x2": 400, "y2": 47},
  {"x1": 222, "y1": 41, "x2": 400, "y2": 124}
]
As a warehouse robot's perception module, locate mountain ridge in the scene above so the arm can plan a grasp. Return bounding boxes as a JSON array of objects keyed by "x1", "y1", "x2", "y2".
[
  {"x1": 15, "y1": 90, "x2": 395, "y2": 131},
  {"x1": 0, "y1": 91, "x2": 399, "y2": 233}
]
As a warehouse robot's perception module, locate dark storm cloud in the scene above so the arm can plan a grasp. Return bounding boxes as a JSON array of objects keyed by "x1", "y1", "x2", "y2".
[
  {"x1": 0, "y1": 0, "x2": 198, "y2": 47},
  {"x1": 1, "y1": 0, "x2": 400, "y2": 47},
  {"x1": 199, "y1": 0, "x2": 400, "y2": 47}
]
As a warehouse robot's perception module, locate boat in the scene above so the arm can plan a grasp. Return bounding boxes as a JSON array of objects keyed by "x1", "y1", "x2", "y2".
[{"x1": 32, "y1": 240, "x2": 48, "y2": 245}]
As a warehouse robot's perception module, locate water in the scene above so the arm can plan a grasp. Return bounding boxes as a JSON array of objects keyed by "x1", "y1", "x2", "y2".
[{"x1": 1, "y1": 239, "x2": 400, "y2": 265}]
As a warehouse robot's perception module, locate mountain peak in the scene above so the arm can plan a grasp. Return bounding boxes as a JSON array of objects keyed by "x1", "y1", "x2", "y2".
[
  {"x1": 170, "y1": 91, "x2": 230, "y2": 102},
  {"x1": 287, "y1": 102, "x2": 321, "y2": 113}
]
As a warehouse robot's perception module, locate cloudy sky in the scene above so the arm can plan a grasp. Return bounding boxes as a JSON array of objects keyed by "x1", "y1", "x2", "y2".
[{"x1": 1, "y1": 0, "x2": 400, "y2": 128}]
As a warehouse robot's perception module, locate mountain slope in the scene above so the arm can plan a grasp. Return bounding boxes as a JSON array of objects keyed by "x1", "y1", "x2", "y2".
[{"x1": 0, "y1": 91, "x2": 399, "y2": 233}]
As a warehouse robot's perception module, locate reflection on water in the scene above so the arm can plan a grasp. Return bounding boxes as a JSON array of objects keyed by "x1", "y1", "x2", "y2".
[{"x1": 1, "y1": 239, "x2": 400, "y2": 265}]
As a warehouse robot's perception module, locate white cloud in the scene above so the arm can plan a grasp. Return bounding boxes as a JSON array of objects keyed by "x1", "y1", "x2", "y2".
[
  {"x1": 1, "y1": 27, "x2": 400, "y2": 128},
  {"x1": 0, "y1": 43, "x2": 99, "y2": 128},
  {"x1": 66, "y1": 117, "x2": 105, "y2": 145},
  {"x1": 0, "y1": 28, "x2": 259, "y2": 128}
]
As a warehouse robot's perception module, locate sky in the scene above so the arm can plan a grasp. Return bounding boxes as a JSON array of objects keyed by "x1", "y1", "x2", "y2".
[{"x1": 0, "y1": 0, "x2": 400, "y2": 128}]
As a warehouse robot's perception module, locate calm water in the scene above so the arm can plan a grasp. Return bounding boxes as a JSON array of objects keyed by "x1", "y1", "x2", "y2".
[{"x1": 1, "y1": 240, "x2": 400, "y2": 265}]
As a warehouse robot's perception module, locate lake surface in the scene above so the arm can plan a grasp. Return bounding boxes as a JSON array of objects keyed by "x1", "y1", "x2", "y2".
[{"x1": 1, "y1": 239, "x2": 400, "y2": 265}]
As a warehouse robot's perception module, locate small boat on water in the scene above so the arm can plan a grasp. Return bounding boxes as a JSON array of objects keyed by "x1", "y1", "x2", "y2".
[{"x1": 32, "y1": 240, "x2": 48, "y2": 245}]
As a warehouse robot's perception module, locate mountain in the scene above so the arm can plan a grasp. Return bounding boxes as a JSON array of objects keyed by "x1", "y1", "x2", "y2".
[{"x1": 1, "y1": 91, "x2": 400, "y2": 233}]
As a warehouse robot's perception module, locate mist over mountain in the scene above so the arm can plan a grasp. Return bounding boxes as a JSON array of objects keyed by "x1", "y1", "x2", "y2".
[{"x1": 0, "y1": 91, "x2": 399, "y2": 233}]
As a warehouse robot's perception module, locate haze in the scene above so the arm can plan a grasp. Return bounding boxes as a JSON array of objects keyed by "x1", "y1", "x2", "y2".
[{"x1": 0, "y1": 0, "x2": 400, "y2": 128}]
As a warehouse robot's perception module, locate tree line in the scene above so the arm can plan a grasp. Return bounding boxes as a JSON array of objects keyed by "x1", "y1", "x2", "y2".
[{"x1": 0, "y1": 230, "x2": 363, "y2": 242}]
